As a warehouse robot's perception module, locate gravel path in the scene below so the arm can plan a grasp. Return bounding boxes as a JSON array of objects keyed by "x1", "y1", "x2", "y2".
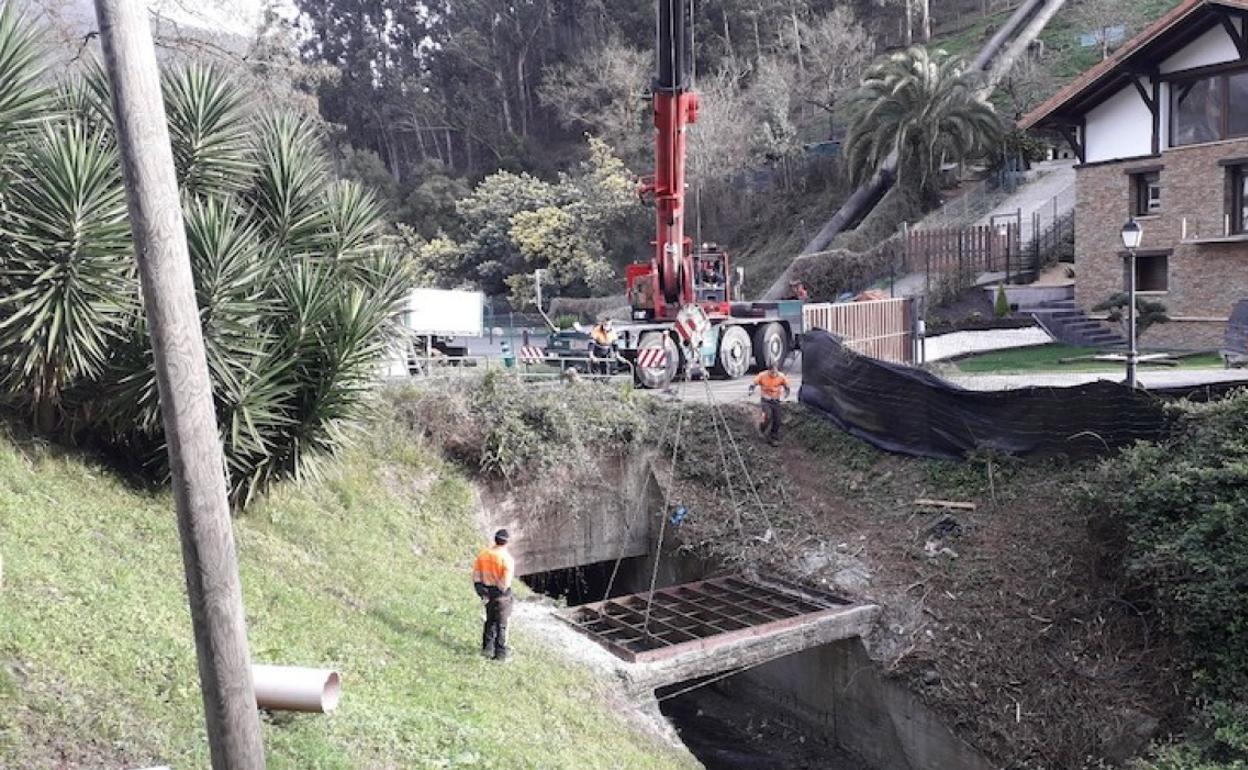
[{"x1": 923, "y1": 328, "x2": 1053, "y2": 362}]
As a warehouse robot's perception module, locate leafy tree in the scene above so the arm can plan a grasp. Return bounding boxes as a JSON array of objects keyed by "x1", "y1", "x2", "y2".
[
  {"x1": 798, "y1": 6, "x2": 875, "y2": 135},
  {"x1": 537, "y1": 39, "x2": 650, "y2": 168},
  {"x1": 844, "y1": 46, "x2": 1003, "y2": 199},
  {"x1": 1069, "y1": 0, "x2": 1147, "y2": 61},
  {"x1": 417, "y1": 136, "x2": 640, "y2": 303}
]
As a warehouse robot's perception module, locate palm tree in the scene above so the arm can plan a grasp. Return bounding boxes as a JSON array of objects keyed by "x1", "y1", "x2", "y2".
[{"x1": 844, "y1": 47, "x2": 1002, "y2": 198}]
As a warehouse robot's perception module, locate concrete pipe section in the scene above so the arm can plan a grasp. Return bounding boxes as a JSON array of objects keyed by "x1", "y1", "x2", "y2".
[{"x1": 252, "y1": 665, "x2": 342, "y2": 713}]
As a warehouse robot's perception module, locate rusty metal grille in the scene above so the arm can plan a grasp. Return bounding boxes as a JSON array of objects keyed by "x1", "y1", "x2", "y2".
[{"x1": 560, "y1": 576, "x2": 851, "y2": 663}]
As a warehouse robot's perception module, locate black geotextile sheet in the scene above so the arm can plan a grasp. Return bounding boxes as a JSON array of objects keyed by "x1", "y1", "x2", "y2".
[{"x1": 798, "y1": 329, "x2": 1243, "y2": 460}]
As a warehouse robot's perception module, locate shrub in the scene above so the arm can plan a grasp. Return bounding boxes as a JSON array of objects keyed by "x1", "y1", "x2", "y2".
[
  {"x1": 1084, "y1": 392, "x2": 1248, "y2": 766},
  {"x1": 994, "y1": 284, "x2": 1011, "y2": 318}
]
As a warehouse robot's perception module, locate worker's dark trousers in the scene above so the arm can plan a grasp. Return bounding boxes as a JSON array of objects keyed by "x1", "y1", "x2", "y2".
[
  {"x1": 589, "y1": 343, "x2": 612, "y2": 375},
  {"x1": 761, "y1": 398, "x2": 783, "y2": 441},
  {"x1": 482, "y1": 592, "x2": 514, "y2": 659}
]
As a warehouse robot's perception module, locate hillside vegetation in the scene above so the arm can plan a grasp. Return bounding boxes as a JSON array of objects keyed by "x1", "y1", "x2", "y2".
[{"x1": 0, "y1": 409, "x2": 695, "y2": 769}]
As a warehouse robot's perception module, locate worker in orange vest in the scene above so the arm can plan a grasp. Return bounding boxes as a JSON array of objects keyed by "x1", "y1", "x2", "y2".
[
  {"x1": 749, "y1": 362, "x2": 792, "y2": 446},
  {"x1": 472, "y1": 529, "x2": 516, "y2": 660}
]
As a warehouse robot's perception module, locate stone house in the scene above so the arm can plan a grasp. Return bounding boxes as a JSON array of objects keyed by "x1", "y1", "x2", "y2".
[{"x1": 1021, "y1": 0, "x2": 1248, "y2": 348}]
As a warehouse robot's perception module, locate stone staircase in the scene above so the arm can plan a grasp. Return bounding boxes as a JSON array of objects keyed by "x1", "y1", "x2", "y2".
[{"x1": 1026, "y1": 299, "x2": 1127, "y2": 348}]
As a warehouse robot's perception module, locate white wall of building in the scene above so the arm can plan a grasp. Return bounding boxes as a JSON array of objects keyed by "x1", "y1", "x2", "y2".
[
  {"x1": 1160, "y1": 23, "x2": 1241, "y2": 73},
  {"x1": 1083, "y1": 81, "x2": 1154, "y2": 163}
]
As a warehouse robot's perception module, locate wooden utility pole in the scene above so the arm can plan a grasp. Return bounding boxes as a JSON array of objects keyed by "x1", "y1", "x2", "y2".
[{"x1": 92, "y1": 1, "x2": 266, "y2": 767}]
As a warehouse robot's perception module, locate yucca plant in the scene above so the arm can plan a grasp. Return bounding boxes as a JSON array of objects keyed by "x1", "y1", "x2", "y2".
[
  {"x1": 164, "y1": 63, "x2": 253, "y2": 199},
  {"x1": 55, "y1": 62, "x2": 113, "y2": 138},
  {"x1": 844, "y1": 47, "x2": 1002, "y2": 197},
  {"x1": 249, "y1": 112, "x2": 330, "y2": 254},
  {"x1": 0, "y1": 11, "x2": 412, "y2": 506},
  {"x1": 0, "y1": 2, "x2": 48, "y2": 142},
  {"x1": 0, "y1": 121, "x2": 133, "y2": 429},
  {"x1": 321, "y1": 179, "x2": 386, "y2": 260}
]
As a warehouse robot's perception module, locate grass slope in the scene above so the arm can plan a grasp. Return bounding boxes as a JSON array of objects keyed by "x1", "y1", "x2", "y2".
[
  {"x1": 956, "y1": 343, "x2": 1223, "y2": 373},
  {"x1": 0, "y1": 420, "x2": 694, "y2": 770}
]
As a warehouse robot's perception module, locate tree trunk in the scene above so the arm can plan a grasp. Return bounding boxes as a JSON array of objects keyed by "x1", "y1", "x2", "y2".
[
  {"x1": 790, "y1": 4, "x2": 803, "y2": 71},
  {"x1": 904, "y1": 0, "x2": 914, "y2": 47},
  {"x1": 722, "y1": 11, "x2": 736, "y2": 67},
  {"x1": 517, "y1": 49, "x2": 530, "y2": 138},
  {"x1": 752, "y1": 12, "x2": 763, "y2": 61},
  {"x1": 92, "y1": 1, "x2": 265, "y2": 768},
  {"x1": 920, "y1": 0, "x2": 932, "y2": 42}
]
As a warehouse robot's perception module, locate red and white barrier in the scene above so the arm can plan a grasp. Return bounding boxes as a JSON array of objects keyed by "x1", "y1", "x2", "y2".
[{"x1": 636, "y1": 348, "x2": 668, "y2": 369}]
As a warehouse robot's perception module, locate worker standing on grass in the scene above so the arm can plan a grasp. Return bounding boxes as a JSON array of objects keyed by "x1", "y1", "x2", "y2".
[
  {"x1": 472, "y1": 529, "x2": 515, "y2": 661},
  {"x1": 589, "y1": 317, "x2": 618, "y2": 376},
  {"x1": 749, "y1": 363, "x2": 792, "y2": 446}
]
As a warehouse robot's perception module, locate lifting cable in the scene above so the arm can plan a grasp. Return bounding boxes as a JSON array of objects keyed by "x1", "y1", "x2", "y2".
[
  {"x1": 700, "y1": 374, "x2": 787, "y2": 558},
  {"x1": 640, "y1": 372, "x2": 690, "y2": 638},
  {"x1": 601, "y1": 405, "x2": 679, "y2": 602}
]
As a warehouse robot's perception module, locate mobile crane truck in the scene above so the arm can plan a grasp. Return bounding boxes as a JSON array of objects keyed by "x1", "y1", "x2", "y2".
[{"x1": 543, "y1": 0, "x2": 804, "y2": 389}]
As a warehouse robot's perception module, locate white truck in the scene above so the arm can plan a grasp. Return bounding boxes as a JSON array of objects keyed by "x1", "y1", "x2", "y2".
[{"x1": 384, "y1": 288, "x2": 485, "y2": 376}]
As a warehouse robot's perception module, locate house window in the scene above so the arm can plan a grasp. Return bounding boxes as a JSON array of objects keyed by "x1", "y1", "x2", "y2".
[
  {"x1": 1170, "y1": 69, "x2": 1248, "y2": 147},
  {"x1": 1128, "y1": 254, "x2": 1169, "y2": 293},
  {"x1": 1232, "y1": 165, "x2": 1248, "y2": 235},
  {"x1": 1131, "y1": 171, "x2": 1161, "y2": 216},
  {"x1": 1172, "y1": 76, "x2": 1223, "y2": 145}
]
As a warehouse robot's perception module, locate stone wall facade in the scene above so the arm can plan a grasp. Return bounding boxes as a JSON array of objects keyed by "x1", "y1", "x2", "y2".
[{"x1": 1074, "y1": 138, "x2": 1248, "y2": 350}]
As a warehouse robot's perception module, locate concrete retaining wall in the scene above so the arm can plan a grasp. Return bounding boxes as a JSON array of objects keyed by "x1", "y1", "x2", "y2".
[
  {"x1": 480, "y1": 452, "x2": 658, "y2": 576},
  {"x1": 728, "y1": 639, "x2": 994, "y2": 770}
]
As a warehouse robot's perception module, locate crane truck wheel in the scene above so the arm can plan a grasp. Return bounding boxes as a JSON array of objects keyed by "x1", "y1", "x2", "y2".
[
  {"x1": 635, "y1": 332, "x2": 680, "y2": 389},
  {"x1": 715, "y1": 326, "x2": 753, "y2": 379},
  {"x1": 753, "y1": 322, "x2": 789, "y2": 370}
]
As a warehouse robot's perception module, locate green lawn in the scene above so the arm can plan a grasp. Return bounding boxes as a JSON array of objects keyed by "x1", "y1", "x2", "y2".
[
  {"x1": 0, "y1": 413, "x2": 695, "y2": 770},
  {"x1": 955, "y1": 343, "x2": 1224, "y2": 373}
]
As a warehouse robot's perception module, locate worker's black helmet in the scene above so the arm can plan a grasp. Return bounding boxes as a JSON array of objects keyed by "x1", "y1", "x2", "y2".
[{"x1": 494, "y1": 528, "x2": 510, "y2": 545}]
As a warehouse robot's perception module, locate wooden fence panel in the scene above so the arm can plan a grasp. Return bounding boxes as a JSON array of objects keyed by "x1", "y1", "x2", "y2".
[
  {"x1": 802, "y1": 298, "x2": 915, "y2": 364},
  {"x1": 903, "y1": 223, "x2": 1019, "y2": 277}
]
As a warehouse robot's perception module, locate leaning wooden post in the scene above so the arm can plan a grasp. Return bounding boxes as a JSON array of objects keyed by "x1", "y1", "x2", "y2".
[{"x1": 92, "y1": 1, "x2": 266, "y2": 767}]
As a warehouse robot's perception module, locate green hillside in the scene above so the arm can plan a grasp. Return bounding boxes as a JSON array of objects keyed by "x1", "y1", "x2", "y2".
[{"x1": 0, "y1": 413, "x2": 695, "y2": 769}]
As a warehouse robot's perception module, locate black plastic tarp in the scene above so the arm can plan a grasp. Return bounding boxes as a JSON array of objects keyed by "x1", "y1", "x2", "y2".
[{"x1": 798, "y1": 330, "x2": 1232, "y2": 460}]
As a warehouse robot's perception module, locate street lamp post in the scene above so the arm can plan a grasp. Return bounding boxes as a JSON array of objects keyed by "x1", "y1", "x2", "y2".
[{"x1": 1121, "y1": 218, "x2": 1143, "y2": 389}]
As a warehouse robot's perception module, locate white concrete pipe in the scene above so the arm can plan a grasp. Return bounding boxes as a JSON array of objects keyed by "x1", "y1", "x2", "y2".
[{"x1": 252, "y1": 665, "x2": 342, "y2": 713}]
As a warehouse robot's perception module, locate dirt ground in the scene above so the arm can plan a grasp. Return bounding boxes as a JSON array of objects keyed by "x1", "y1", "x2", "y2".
[{"x1": 660, "y1": 402, "x2": 1182, "y2": 770}]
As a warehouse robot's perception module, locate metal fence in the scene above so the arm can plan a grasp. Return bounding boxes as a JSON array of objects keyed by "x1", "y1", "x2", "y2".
[{"x1": 802, "y1": 298, "x2": 918, "y2": 364}]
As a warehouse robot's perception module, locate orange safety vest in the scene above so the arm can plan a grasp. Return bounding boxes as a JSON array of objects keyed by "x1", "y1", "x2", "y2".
[
  {"x1": 591, "y1": 324, "x2": 616, "y2": 346},
  {"x1": 754, "y1": 370, "x2": 789, "y2": 400},
  {"x1": 472, "y1": 545, "x2": 515, "y2": 590}
]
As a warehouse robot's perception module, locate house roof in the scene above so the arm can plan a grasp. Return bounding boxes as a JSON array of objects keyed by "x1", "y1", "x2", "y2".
[{"x1": 1019, "y1": 0, "x2": 1248, "y2": 130}]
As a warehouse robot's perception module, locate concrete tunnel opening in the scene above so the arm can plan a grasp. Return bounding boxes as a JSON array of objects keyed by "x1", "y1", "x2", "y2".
[
  {"x1": 656, "y1": 657, "x2": 870, "y2": 770},
  {"x1": 519, "y1": 556, "x2": 648, "y2": 606}
]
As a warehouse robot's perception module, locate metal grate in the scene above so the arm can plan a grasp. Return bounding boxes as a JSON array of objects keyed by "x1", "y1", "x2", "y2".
[{"x1": 560, "y1": 576, "x2": 852, "y2": 663}]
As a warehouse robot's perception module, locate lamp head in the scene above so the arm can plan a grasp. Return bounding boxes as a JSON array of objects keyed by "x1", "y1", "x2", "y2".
[{"x1": 1121, "y1": 218, "x2": 1143, "y2": 250}]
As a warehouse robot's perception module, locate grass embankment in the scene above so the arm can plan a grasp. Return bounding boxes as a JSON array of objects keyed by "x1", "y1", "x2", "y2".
[
  {"x1": 956, "y1": 343, "x2": 1223, "y2": 373},
  {"x1": 0, "y1": 416, "x2": 695, "y2": 769}
]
